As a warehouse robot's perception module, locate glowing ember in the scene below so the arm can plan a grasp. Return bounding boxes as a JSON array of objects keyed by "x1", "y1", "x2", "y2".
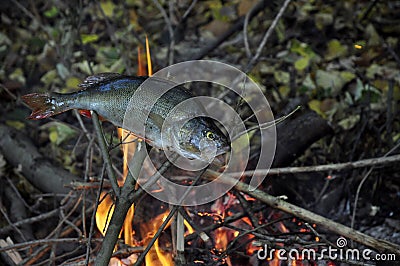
[{"x1": 277, "y1": 221, "x2": 289, "y2": 233}]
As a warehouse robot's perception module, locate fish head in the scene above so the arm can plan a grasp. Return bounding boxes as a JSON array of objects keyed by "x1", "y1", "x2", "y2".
[{"x1": 174, "y1": 117, "x2": 230, "y2": 161}]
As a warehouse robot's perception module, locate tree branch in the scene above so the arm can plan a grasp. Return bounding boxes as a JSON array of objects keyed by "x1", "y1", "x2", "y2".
[
  {"x1": 91, "y1": 112, "x2": 120, "y2": 196},
  {"x1": 235, "y1": 153, "x2": 400, "y2": 176},
  {"x1": 0, "y1": 124, "x2": 76, "y2": 194},
  {"x1": 205, "y1": 171, "x2": 400, "y2": 255},
  {"x1": 94, "y1": 142, "x2": 146, "y2": 266}
]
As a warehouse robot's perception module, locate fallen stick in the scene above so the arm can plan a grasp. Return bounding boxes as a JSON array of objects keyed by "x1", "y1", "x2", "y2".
[
  {"x1": 0, "y1": 124, "x2": 77, "y2": 194},
  {"x1": 237, "y1": 153, "x2": 400, "y2": 176},
  {"x1": 206, "y1": 170, "x2": 400, "y2": 256}
]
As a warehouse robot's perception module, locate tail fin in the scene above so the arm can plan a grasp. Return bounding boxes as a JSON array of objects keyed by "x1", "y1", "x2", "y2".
[{"x1": 21, "y1": 93, "x2": 66, "y2": 120}]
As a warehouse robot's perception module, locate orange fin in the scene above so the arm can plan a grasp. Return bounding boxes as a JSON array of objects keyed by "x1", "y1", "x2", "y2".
[
  {"x1": 22, "y1": 93, "x2": 65, "y2": 120},
  {"x1": 78, "y1": 109, "x2": 92, "y2": 118},
  {"x1": 78, "y1": 109, "x2": 107, "y2": 121}
]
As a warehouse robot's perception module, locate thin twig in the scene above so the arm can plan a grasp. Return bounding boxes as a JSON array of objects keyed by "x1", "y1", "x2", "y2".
[
  {"x1": 92, "y1": 111, "x2": 120, "y2": 196},
  {"x1": 0, "y1": 208, "x2": 59, "y2": 235},
  {"x1": 351, "y1": 142, "x2": 400, "y2": 230},
  {"x1": 245, "y1": 0, "x2": 291, "y2": 73},
  {"x1": 229, "y1": 153, "x2": 400, "y2": 176},
  {"x1": 243, "y1": 2, "x2": 259, "y2": 58},
  {"x1": 232, "y1": 105, "x2": 300, "y2": 141},
  {"x1": 85, "y1": 164, "x2": 106, "y2": 266},
  {"x1": 181, "y1": 0, "x2": 198, "y2": 21},
  {"x1": 0, "y1": 202, "x2": 27, "y2": 242},
  {"x1": 45, "y1": 194, "x2": 83, "y2": 240},
  {"x1": 0, "y1": 238, "x2": 102, "y2": 253},
  {"x1": 152, "y1": 0, "x2": 175, "y2": 65}
]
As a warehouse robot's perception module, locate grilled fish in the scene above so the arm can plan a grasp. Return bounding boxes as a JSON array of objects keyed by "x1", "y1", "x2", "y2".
[{"x1": 22, "y1": 73, "x2": 230, "y2": 160}]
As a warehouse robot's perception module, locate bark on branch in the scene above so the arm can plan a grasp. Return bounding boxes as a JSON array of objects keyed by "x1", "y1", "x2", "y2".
[{"x1": 0, "y1": 124, "x2": 77, "y2": 194}]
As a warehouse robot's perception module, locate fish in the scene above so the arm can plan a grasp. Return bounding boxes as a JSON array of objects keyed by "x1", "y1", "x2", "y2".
[{"x1": 22, "y1": 73, "x2": 230, "y2": 161}]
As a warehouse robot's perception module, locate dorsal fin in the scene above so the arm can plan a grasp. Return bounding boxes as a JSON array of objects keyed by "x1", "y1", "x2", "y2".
[{"x1": 78, "y1": 73, "x2": 124, "y2": 88}]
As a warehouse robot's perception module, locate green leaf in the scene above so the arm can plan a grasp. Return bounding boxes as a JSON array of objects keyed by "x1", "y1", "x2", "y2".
[
  {"x1": 294, "y1": 57, "x2": 309, "y2": 71},
  {"x1": 290, "y1": 40, "x2": 318, "y2": 58},
  {"x1": 81, "y1": 34, "x2": 99, "y2": 44},
  {"x1": 6, "y1": 120, "x2": 25, "y2": 130},
  {"x1": 365, "y1": 24, "x2": 380, "y2": 46},
  {"x1": 338, "y1": 115, "x2": 360, "y2": 130},
  {"x1": 308, "y1": 100, "x2": 325, "y2": 118},
  {"x1": 340, "y1": 71, "x2": 356, "y2": 83},
  {"x1": 49, "y1": 131, "x2": 58, "y2": 144},
  {"x1": 353, "y1": 78, "x2": 382, "y2": 102},
  {"x1": 325, "y1": 39, "x2": 347, "y2": 60},
  {"x1": 9, "y1": 68, "x2": 26, "y2": 85},
  {"x1": 56, "y1": 63, "x2": 70, "y2": 80},
  {"x1": 43, "y1": 122, "x2": 77, "y2": 146},
  {"x1": 316, "y1": 70, "x2": 343, "y2": 95},
  {"x1": 290, "y1": 39, "x2": 319, "y2": 70},
  {"x1": 100, "y1": 1, "x2": 115, "y2": 17},
  {"x1": 66, "y1": 77, "x2": 81, "y2": 88},
  {"x1": 44, "y1": 6, "x2": 59, "y2": 18},
  {"x1": 366, "y1": 64, "x2": 382, "y2": 79},
  {"x1": 302, "y1": 74, "x2": 316, "y2": 91},
  {"x1": 279, "y1": 85, "x2": 290, "y2": 97},
  {"x1": 274, "y1": 71, "x2": 290, "y2": 84},
  {"x1": 275, "y1": 20, "x2": 285, "y2": 43}
]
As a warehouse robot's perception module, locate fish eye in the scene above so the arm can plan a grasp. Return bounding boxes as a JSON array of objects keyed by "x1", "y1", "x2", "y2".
[{"x1": 206, "y1": 131, "x2": 214, "y2": 140}]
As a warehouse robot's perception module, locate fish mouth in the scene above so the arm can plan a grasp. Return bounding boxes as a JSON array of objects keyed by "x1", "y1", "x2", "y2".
[{"x1": 176, "y1": 140, "x2": 230, "y2": 162}]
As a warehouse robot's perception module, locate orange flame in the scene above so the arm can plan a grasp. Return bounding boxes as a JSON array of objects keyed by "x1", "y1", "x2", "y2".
[
  {"x1": 141, "y1": 213, "x2": 173, "y2": 266},
  {"x1": 145, "y1": 36, "x2": 153, "y2": 76},
  {"x1": 95, "y1": 192, "x2": 115, "y2": 236}
]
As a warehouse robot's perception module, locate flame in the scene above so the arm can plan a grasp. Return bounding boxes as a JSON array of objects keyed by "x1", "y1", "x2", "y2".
[
  {"x1": 145, "y1": 36, "x2": 153, "y2": 76},
  {"x1": 95, "y1": 192, "x2": 115, "y2": 236},
  {"x1": 137, "y1": 46, "x2": 146, "y2": 76},
  {"x1": 118, "y1": 128, "x2": 137, "y2": 181},
  {"x1": 184, "y1": 219, "x2": 194, "y2": 236},
  {"x1": 141, "y1": 213, "x2": 173, "y2": 266}
]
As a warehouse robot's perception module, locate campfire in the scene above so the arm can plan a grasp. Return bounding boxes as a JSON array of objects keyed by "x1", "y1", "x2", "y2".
[
  {"x1": 1, "y1": 1, "x2": 400, "y2": 265},
  {"x1": 91, "y1": 40, "x2": 310, "y2": 265}
]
